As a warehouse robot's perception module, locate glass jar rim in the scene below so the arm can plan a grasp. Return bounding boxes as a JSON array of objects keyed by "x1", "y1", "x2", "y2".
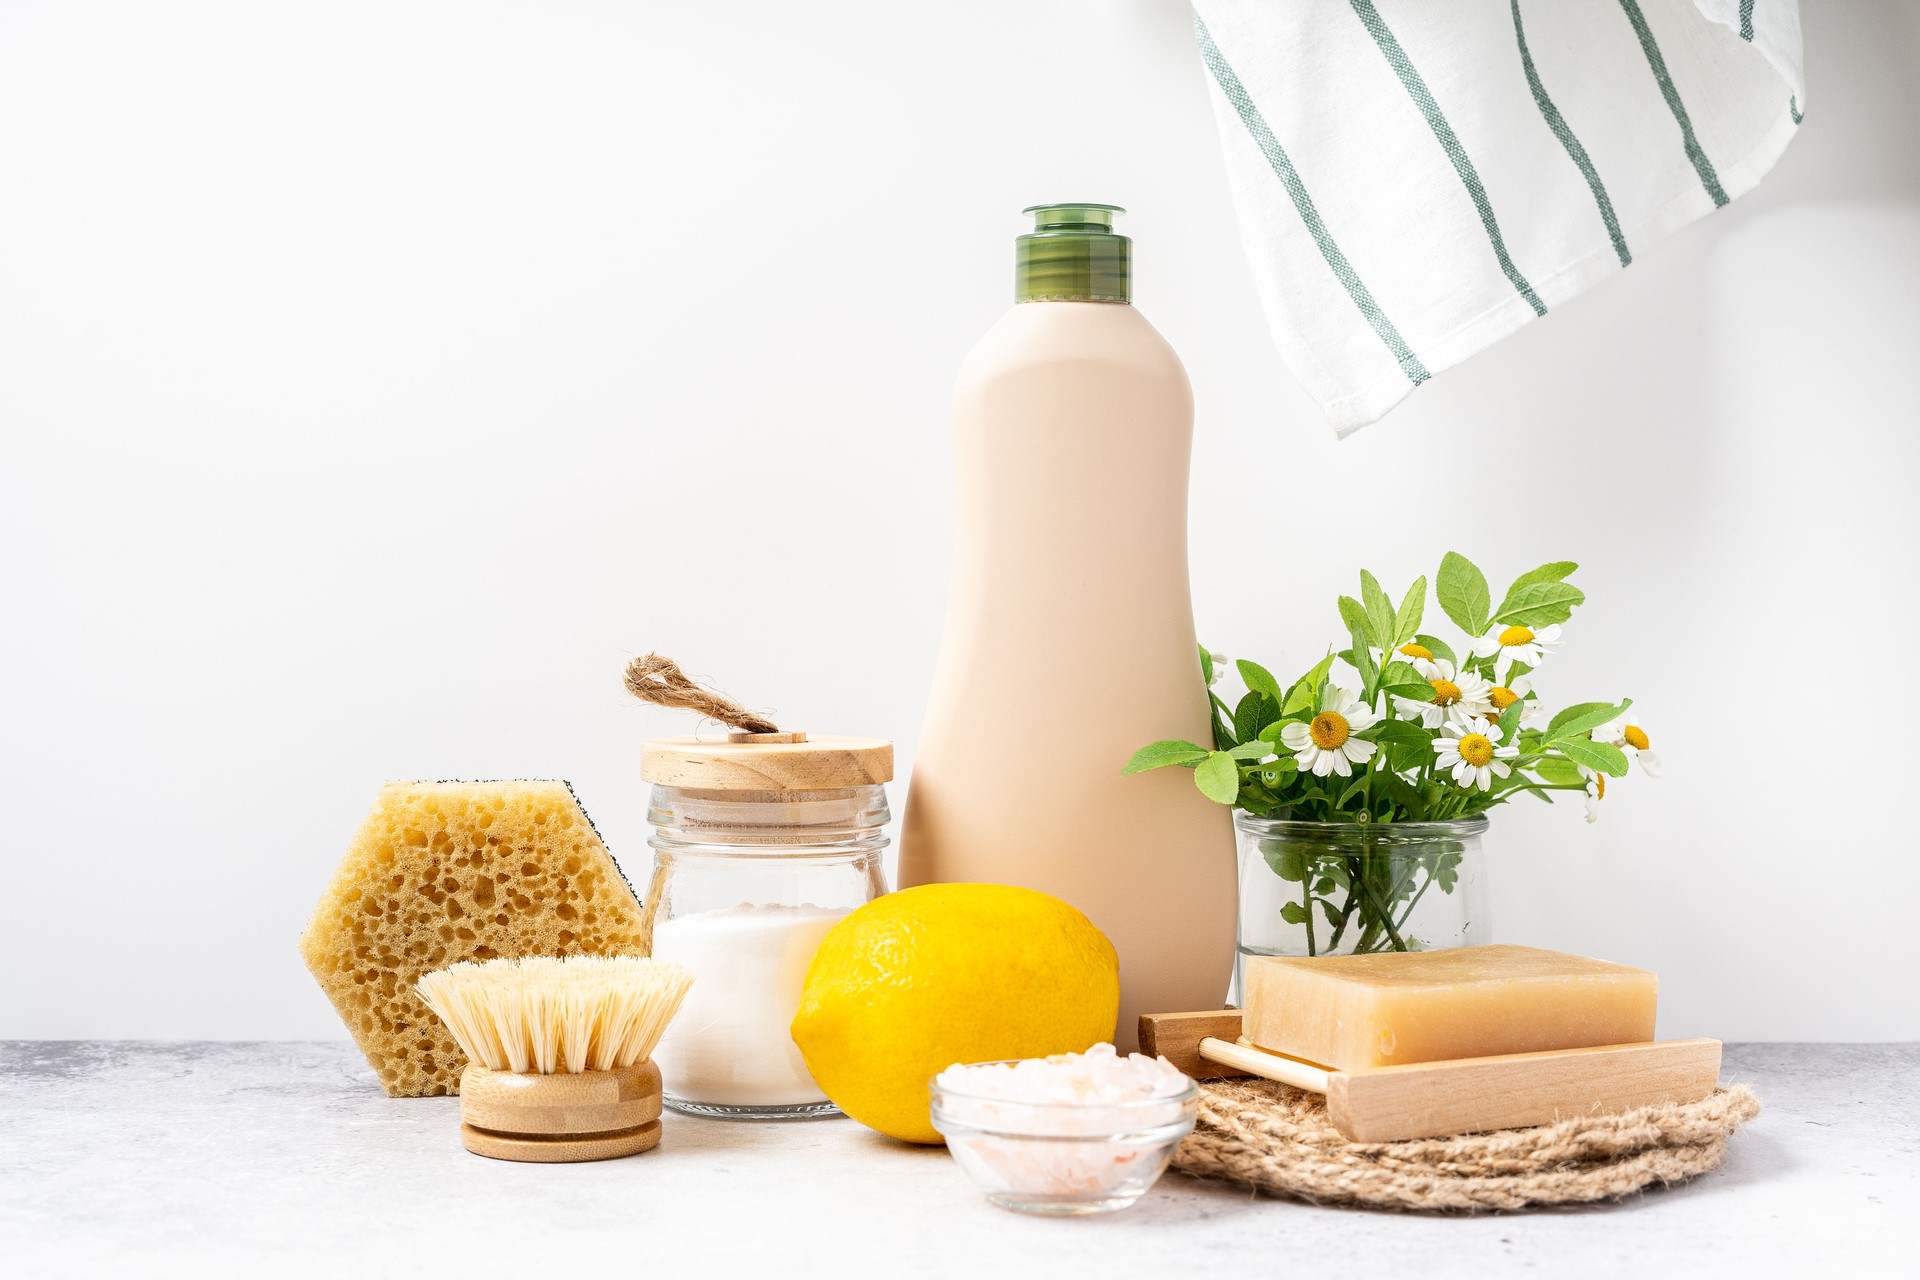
[{"x1": 1232, "y1": 813, "x2": 1489, "y2": 839}]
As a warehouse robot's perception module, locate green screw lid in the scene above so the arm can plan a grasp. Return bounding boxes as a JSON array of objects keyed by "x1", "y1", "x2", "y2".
[{"x1": 1016, "y1": 203, "x2": 1130, "y2": 304}]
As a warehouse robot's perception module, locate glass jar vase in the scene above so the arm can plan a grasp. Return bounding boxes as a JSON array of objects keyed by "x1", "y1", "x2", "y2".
[
  {"x1": 639, "y1": 733, "x2": 891, "y2": 1119},
  {"x1": 1228, "y1": 814, "x2": 1491, "y2": 1004}
]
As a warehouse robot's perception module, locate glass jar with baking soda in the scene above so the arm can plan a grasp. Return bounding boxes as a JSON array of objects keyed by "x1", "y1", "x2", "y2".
[{"x1": 639, "y1": 732, "x2": 891, "y2": 1119}]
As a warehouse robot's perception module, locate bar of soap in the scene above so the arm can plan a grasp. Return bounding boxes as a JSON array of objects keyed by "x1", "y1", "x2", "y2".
[
  {"x1": 1243, "y1": 945, "x2": 1657, "y2": 1071},
  {"x1": 298, "y1": 780, "x2": 647, "y2": 1097}
]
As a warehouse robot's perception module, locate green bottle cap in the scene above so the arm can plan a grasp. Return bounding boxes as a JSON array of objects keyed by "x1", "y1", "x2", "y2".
[{"x1": 1016, "y1": 203, "x2": 1130, "y2": 304}]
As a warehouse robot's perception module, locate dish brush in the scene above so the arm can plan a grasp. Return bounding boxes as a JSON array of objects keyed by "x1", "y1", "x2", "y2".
[{"x1": 417, "y1": 954, "x2": 694, "y2": 1163}]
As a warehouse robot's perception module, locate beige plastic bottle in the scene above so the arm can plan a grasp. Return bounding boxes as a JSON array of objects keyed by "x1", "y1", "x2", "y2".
[{"x1": 899, "y1": 204, "x2": 1235, "y2": 1051}]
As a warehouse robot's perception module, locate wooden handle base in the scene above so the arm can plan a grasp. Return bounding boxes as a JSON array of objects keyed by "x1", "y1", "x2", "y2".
[
  {"x1": 461, "y1": 1118, "x2": 661, "y2": 1163},
  {"x1": 457, "y1": 1061, "x2": 664, "y2": 1163}
]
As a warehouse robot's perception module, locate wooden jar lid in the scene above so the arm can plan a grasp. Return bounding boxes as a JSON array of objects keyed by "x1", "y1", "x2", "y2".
[{"x1": 641, "y1": 733, "x2": 894, "y2": 791}]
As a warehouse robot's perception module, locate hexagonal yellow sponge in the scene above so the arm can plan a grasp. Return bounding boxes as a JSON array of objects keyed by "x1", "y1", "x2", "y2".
[{"x1": 299, "y1": 780, "x2": 648, "y2": 1097}]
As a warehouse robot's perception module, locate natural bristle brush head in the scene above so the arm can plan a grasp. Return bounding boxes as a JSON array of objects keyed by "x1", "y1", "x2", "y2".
[{"x1": 416, "y1": 955, "x2": 695, "y2": 1163}]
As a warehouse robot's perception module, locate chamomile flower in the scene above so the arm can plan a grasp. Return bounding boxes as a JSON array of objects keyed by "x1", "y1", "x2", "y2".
[
  {"x1": 1582, "y1": 766, "x2": 1606, "y2": 823},
  {"x1": 1472, "y1": 623, "x2": 1562, "y2": 673},
  {"x1": 1432, "y1": 721, "x2": 1519, "y2": 791},
  {"x1": 1380, "y1": 641, "x2": 1441, "y2": 678},
  {"x1": 1486, "y1": 676, "x2": 1547, "y2": 729},
  {"x1": 1591, "y1": 718, "x2": 1662, "y2": 777},
  {"x1": 1205, "y1": 650, "x2": 1229, "y2": 687},
  {"x1": 1280, "y1": 686, "x2": 1379, "y2": 778},
  {"x1": 1392, "y1": 659, "x2": 1493, "y2": 729}
]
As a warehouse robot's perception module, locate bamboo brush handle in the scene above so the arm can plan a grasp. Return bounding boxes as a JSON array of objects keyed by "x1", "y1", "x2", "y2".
[{"x1": 458, "y1": 1060, "x2": 664, "y2": 1163}]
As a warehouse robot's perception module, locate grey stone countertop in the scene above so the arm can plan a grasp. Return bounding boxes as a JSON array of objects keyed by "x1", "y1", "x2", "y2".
[{"x1": 2, "y1": 1041, "x2": 1913, "y2": 1278}]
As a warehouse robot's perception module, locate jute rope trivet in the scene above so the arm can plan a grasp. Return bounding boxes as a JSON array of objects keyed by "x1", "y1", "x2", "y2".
[{"x1": 1172, "y1": 1078, "x2": 1761, "y2": 1213}]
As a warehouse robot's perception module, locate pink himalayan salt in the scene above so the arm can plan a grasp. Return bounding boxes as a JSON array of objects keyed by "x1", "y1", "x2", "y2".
[
  {"x1": 936, "y1": 1043, "x2": 1188, "y2": 1114},
  {"x1": 933, "y1": 1045, "x2": 1194, "y2": 1199}
]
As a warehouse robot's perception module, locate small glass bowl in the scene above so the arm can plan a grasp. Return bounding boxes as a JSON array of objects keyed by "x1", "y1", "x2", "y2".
[{"x1": 928, "y1": 1067, "x2": 1200, "y2": 1216}]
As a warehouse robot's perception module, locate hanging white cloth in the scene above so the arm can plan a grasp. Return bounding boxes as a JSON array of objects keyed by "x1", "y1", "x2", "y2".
[{"x1": 1193, "y1": 0, "x2": 1805, "y2": 435}]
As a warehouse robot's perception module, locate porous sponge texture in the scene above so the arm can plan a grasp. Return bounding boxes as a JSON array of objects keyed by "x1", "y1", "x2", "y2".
[{"x1": 299, "y1": 780, "x2": 647, "y2": 1097}]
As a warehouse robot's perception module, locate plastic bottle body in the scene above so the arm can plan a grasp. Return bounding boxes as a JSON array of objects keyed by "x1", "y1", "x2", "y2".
[{"x1": 899, "y1": 299, "x2": 1236, "y2": 1050}]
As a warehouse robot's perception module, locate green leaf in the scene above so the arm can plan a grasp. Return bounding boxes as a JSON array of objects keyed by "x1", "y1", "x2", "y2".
[
  {"x1": 1493, "y1": 581, "x2": 1586, "y2": 628},
  {"x1": 1347, "y1": 628, "x2": 1378, "y2": 689},
  {"x1": 1498, "y1": 561, "x2": 1578, "y2": 612},
  {"x1": 1283, "y1": 653, "x2": 1337, "y2": 716},
  {"x1": 1198, "y1": 644, "x2": 1215, "y2": 687},
  {"x1": 1233, "y1": 692, "x2": 1278, "y2": 746},
  {"x1": 1495, "y1": 697, "x2": 1525, "y2": 746},
  {"x1": 1394, "y1": 576, "x2": 1427, "y2": 648},
  {"x1": 1377, "y1": 661, "x2": 1430, "y2": 699},
  {"x1": 1261, "y1": 840, "x2": 1308, "y2": 882},
  {"x1": 1555, "y1": 736, "x2": 1630, "y2": 777},
  {"x1": 1360, "y1": 571, "x2": 1397, "y2": 659},
  {"x1": 1279, "y1": 901, "x2": 1309, "y2": 924},
  {"x1": 1338, "y1": 595, "x2": 1373, "y2": 648},
  {"x1": 1414, "y1": 633, "x2": 1456, "y2": 668},
  {"x1": 1227, "y1": 740, "x2": 1275, "y2": 761},
  {"x1": 1194, "y1": 751, "x2": 1240, "y2": 803},
  {"x1": 1437, "y1": 552, "x2": 1491, "y2": 637},
  {"x1": 1236, "y1": 659, "x2": 1283, "y2": 704},
  {"x1": 1367, "y1": 719, "x2": 1435, "y2": 772},
  {"x1": 1122, "y1": 740, "x2": 1208, "y2": 774},
  {"x1": 1534, "y1": 755, "x2": 1585, "y2": 786},
  {"x1": 1547, "y1": 698, "x2": 1631, "y2": 743}
]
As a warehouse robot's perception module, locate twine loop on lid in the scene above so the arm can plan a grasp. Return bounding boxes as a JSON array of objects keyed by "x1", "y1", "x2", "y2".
[{"x1": 623, "y1": 654, "x2": 779, "y2": 735}]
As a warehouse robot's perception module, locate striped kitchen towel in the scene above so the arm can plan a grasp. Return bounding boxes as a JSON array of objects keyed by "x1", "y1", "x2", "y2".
[{"x1": 1194, "y1": 0, "x2": 1805, "y2": 435}]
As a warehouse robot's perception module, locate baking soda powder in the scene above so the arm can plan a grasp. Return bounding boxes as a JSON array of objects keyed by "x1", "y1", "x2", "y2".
[{"x1": 649, "y1": 903, "x2": 847, "y2": 1109}]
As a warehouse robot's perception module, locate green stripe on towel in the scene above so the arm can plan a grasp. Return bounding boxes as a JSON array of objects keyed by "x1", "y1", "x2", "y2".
[
  {"x1": 1511, "y1": 0, "x2": 1631, "y2": 267},
  {"x1": 1194, "y1": 15, "x2": 1430, "y2": 386},
  {"x1": 1618, "y1": 0, "x2": 1730, "y2": 207},
  {"x1": 1739, "y1": 0, "x2": 1755, "y2": 41},
  {"x1": 1350, "y1": 0, "x2": 1547, "y2": 317}
]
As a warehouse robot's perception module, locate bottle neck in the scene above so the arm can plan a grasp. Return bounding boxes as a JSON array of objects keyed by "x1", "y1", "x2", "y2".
[{"x1": 1015, "y1": 204, "x2": 1131, "y2": 303}]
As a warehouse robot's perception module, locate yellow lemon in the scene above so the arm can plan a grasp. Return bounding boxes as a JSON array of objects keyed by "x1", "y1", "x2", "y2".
[{"x1": 790, "y1": 883, "x2": 1119, "y2": 1144}]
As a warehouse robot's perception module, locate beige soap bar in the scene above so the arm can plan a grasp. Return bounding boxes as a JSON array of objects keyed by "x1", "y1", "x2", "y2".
[{"x1": 1243, "y1": 944, "x2": 1658, "y2": 1071}]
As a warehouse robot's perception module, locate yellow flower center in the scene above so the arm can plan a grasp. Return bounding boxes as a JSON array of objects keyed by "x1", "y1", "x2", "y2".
[
  {"x1": 1429, "y1": 679, "x2": 1461, "y2": 705},
  {"x1": 1498, "y1": 625, "x2": 1534, "y2": 647},
  {"x1": 1309, "y1": 711, "x2": 1351, "y2": 750},
  {"x1": 1623, "y1": 725, "x2": 1650, "y2": 751},
  {"x1": 1594, "y1": 773, "x2": 1607, "y2": 799},
  {"x1": 1398, "y1": 642, "x2": 1433, "y2": 660},
  {"x1": 1458, "y1": 734, "x2": 1494, "y2": 767},
  {"x1": 1488, "y1": 686, "x2": 1520, "y2": 710}
]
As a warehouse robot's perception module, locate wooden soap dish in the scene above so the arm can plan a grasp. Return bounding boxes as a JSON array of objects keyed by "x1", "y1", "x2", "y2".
[
  {"x1": 458, "y1": 1061, "x2": 664, "y2": 1163},
  {"x1": 1141, "y1": 1011, "x2": 1721, "y2": 1143}
]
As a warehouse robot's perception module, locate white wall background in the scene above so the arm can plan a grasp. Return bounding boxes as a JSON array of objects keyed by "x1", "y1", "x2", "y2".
[{"x1": 2, "y1": 0, "x2": 1914, "y2": 1042}]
